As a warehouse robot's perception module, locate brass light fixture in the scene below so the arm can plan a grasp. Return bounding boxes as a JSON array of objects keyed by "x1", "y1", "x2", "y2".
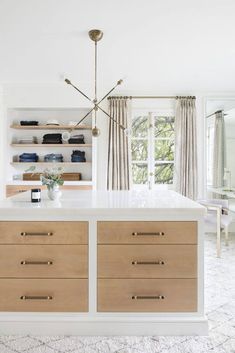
[{"x1": 64, "y1": 29, "x2": 125, "y2": 138}]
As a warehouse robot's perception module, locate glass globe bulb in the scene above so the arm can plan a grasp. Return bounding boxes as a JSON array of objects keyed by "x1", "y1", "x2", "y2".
[
  {"x1": 124, "y1": 128, "x2": 131, "y2": 137},
  {"x1": 92, "y1": 126, "x2": 100, "y2": 137},
  {"x1": 62, "y1": 131, "x2": 71, "y2": 141}
]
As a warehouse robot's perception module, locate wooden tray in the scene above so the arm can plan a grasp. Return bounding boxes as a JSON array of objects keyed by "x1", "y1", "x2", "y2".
[{"x1": 22, "y1": 173, "x2": 81, "y2": 181}]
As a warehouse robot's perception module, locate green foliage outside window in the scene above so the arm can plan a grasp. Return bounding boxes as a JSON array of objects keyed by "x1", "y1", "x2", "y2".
[{"x1": 131, "y1": 115, "x2": 174, "y2": 185}]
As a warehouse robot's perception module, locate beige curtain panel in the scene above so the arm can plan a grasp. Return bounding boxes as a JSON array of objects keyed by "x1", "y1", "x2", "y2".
[
  {"x1": 107, "y1": 98, "x2": 131, "y2": 190},
  {"x1": 174, "y1": 97, "x2": 198, "y2": 200}
]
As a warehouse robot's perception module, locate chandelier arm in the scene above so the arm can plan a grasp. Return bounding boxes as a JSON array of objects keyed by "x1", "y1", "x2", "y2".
[
  {"x1": 65, "y1": 79, "x2": 93, "y2": 103},
  {"x1": 71, "y1": 107, "x2": 96, "y2": 130},
  {"x1": 97, "y1": 80, "x2": 123, "y2": 106},
  {"x1": 97, "y1": 105, "x2": 125, "y2": 130}
]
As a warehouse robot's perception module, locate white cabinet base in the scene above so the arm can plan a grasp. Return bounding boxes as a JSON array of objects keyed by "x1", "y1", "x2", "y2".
[
  {"x1": 0, "y1": 190, "x2": 208, "y2": 336},
  {"x1": 0, "y1": 315, "x2": 208, "y2": 336}
]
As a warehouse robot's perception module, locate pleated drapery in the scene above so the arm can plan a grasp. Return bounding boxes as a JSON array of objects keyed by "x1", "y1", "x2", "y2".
[
  {"x1": 212, "y1": 111, "x2": 226, "y2": 188},
  {"x1": 107, "y1": 98, "x2": 131, "y2": 190},
  {"x1": 174, "y1": 97, "x2": 198, "y2": 200}
]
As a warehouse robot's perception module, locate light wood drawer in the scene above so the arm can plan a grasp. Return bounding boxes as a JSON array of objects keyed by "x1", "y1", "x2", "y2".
[
  {"x1": 98, "y1": 221, "x2": 197, "y2": 244},
  {"x1": 0, "y1": 279, "x2": 88, "y2": 312},
  {"x1": 0, "y1": 245, "x2": 88, "y2": 278},
  {"x1": 98, "y1": 279, "x2": 197, "y2": 312},
  {"x1": 0, "y1": 221, "x2": 88, "y2": 244},
  {"x1": 98, "y1": 245, "x2": 197, "y2": 279}
]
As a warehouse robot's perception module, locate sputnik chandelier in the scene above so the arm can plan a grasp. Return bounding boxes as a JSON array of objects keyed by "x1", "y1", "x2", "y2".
[{"x1": 64, "y1": 29, "x2": 125, "y2": 138}]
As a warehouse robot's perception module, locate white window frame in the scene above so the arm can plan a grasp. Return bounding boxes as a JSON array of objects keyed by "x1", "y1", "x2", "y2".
[{"x1": 131, "y1": 109, "x2": 175, "y2": 190}]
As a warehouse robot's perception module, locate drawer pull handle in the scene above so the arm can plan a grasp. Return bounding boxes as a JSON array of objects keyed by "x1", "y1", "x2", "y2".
[
  {"x1": 20, "y1": 295, "x2": 53, "y2": 300},
  {"x1": 21, "y1": 232, "x2": 53, "y2": 237},
  {"x1": 21, "y1": 261, "x2": 53, "y2": 266},
  {"x1": 132, "y1": 232, "x2": 164, "y2": 237},
  {"x1": 132, "y1": 260, "x2": 165, "y2": 265},
  {"x1": 132, "y1": 295, "x2": 165, "y2": 300}
]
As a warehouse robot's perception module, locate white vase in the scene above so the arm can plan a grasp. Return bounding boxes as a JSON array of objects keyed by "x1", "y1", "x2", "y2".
[{"x1": 47, "y1": 185, "x2": 62, "y2": 201}]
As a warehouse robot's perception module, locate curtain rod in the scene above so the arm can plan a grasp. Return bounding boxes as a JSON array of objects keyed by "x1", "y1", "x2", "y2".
[
  {"x1": 107, "y1": 95, "x2": 196, "y2": 100},
  {"x1": 206, "y1": 110, "x2": 226, "y2": 119}
]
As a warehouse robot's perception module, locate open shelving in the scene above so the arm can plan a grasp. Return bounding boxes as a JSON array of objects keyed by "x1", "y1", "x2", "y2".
[{"x1": 6, "y1": 107, "x2": 96, "y2": 196}]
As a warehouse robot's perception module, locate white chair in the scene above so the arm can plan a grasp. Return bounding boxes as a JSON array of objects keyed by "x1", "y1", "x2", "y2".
[{"x1": 197, "y1": 199, "x2": 233, "y2": 257}]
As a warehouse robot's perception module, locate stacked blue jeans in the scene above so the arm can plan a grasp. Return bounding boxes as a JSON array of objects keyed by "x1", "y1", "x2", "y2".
[
  {"x1": 71, "y1": 150, "x2": 86, "y2": 162},
  {"x1": 19, "y1": 153, "x2": 39, "y2": 162},
  {"x1": 44, "y1": 154, "x2": 63, "y2": 163}
]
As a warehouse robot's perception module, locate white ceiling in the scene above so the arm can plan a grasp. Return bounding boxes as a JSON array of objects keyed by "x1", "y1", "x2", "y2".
[{"x1": 0, "y1": 0, "x2": 235, "y2": 94}]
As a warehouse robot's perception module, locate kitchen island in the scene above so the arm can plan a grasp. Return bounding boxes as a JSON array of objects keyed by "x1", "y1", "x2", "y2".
[{"x1": 0, "y1": 190, "x2": 208, "y2": 335}]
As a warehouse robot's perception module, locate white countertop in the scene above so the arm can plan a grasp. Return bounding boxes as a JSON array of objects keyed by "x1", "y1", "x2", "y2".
[{"x1": 0, "y1": 190, "x2": 204, "y2": 221}]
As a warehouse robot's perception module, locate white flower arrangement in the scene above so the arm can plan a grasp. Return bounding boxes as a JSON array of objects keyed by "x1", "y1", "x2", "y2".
[
  {"x1": 25, "y1": 166, "x2": 64, "y2": 190},
  {"x1": 41, "y1": 167, "x2": 64, "y2": 190}
]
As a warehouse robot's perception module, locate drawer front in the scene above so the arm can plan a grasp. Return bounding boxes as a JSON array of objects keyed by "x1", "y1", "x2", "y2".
[
  {"x1": 98, "y1": 221, "x2": 197, "y2": 244},
  {"x1": 0, "y1": 245, "x2": 88, "y2": 278},
  {"x1": 98, "y1": 279, "x2": 197, "y2": 312},
  {"x1": 98, "y1": 245, "x2": 197, "y2": 279},
  {"x1": 0, "y1": 221, "x2": 88, "y2": 244},
  {"x1": 0, "y1": 279, "x2": 88, "y2": 312}
]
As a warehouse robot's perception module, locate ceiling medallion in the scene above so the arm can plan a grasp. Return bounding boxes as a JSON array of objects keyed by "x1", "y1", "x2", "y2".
[{"x1": 64, "y1": 29, "x2": 125, "y2": 138}]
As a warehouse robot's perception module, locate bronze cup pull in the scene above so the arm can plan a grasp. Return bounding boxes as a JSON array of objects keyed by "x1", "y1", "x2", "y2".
[
  {"x1": 20, "y1": 295, "x2": 53, "y2": 300},
  {"x1": 132, "y1": 295, "x2": 165, "y2": 300},
  {"x1": 132, "y1": 232, "x2": 164, "y2": 236},
  {"x1": 20, "y1": 232, "x2": 53, "y2": 237},
  {"x1": 132, "y1": 260, "x2": 165, "y2": 265},
  {"x1": 21, "y1": 260, "x2": 53, "y2": 265}
]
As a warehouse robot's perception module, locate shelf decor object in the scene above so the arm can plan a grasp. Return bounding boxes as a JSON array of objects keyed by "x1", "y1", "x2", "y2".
[
  {"x1": 64, "y1": 29, "x2": 126, "y2": 138},
  {"x1": 41, "y1": 167, "x2": 64, "y2": 201}
]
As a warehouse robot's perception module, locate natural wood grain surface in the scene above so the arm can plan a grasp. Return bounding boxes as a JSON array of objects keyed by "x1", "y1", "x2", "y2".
[
  {"x1": 0, "y1": 221, "x2": 88, "y2": 244},
  {"x1": 98, "y1": 244, "x2": 197, "y2": 279},
  {"x1": 98, "y1": 279, "x2": 197, "y2": 312},
  {"x1": 98, "y1": 221, "x2": 197, "y2": 244},
  {"x1": 0, "y1": 245, "x2": 88, "y2": 278},
  {"x1": 6, "y1": 185, "x2": 92, "y2": 197},
  {"x1": 0, "y1": 279, "x2": 88, "y2": 312},
  {"x1": 11, "y1": 125, "x2": 92, "y2": 130},
  {"x1": 11, "y1": 144, "x2": 92, "y2": 147}
]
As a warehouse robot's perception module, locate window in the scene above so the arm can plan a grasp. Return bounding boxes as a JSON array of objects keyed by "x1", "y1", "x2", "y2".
[{"x1": 131, "y1": 111, "x2": 175, "y2": 188}]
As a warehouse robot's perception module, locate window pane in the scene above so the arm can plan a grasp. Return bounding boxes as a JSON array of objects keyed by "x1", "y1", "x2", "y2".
[
  {"x1": 132, "y1": 163, "x2": 148, "y2": 184},
  {"x1": 132, "y1": 116, "x2": 148, "y2": 137},
  {"x1": 155, "y1": 140, "x2": 174, "y2": 161},
  {"x1": 131, "y1": 140, "x2": 148, "y2": 161},
  {"x1": 154, "y1": 116, "x2": 174, "y2": 138},
  {"x1": 155, "y1": 163, "x2": 174, "y2": 184}
]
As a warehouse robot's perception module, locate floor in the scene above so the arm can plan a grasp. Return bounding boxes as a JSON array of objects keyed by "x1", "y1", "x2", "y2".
[{"x1": 0, "y1": 234, "x2": 234, "y2": 353}]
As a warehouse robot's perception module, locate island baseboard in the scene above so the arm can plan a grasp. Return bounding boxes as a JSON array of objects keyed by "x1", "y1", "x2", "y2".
[{"x1": 0, "y1": 316, "x2": 208, "y2": 336}]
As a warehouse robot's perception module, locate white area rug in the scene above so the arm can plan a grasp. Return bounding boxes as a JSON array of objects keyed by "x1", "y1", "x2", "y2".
[{"x1": 0, "y1": 234, "x2": 234, "y2": 353}]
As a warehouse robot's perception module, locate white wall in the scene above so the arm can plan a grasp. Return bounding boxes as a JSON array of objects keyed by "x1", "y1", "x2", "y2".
[{"x1": 0, "y1": 86, "x2": 4, "y2": 199}]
